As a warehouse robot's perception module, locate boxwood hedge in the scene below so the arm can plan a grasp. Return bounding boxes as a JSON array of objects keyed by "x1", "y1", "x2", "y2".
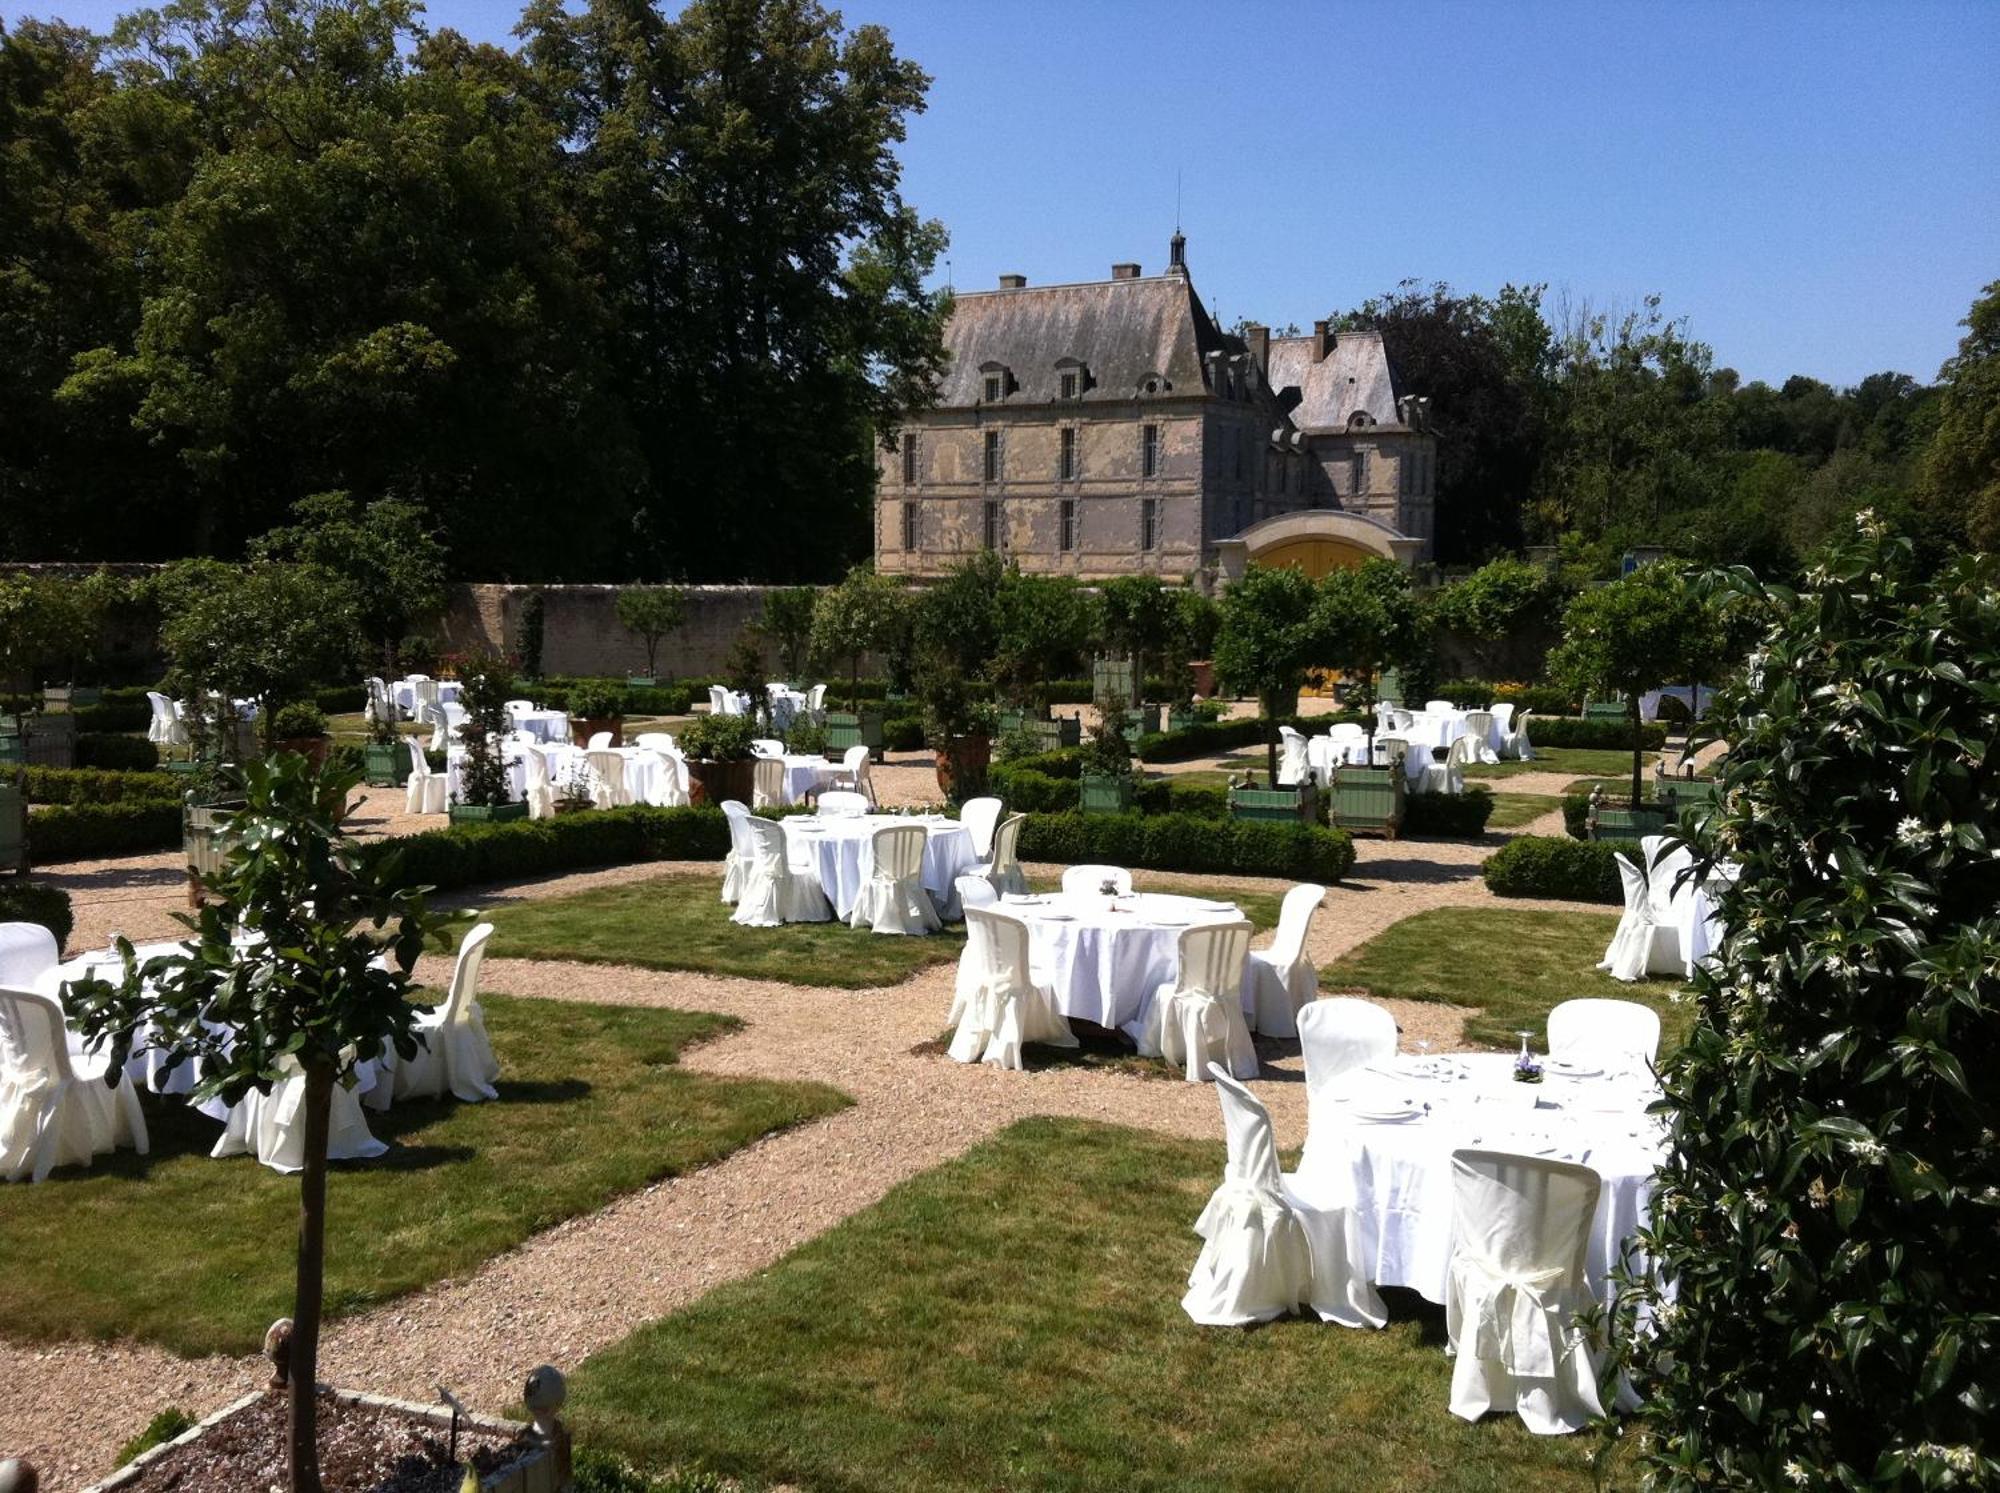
[
  {"x1": 77, "y1": 734, "x2": 160, "y2": 771},
  {"x1": 21, "y1": 766, "x2": 181, "y2": 805},
  {"x1": 988, "y1": 765, "x2": 1227, "y2": 820},
  {"x1": 28, "y1": 799, "x2": 183, "y2": 863},
  {"x1": 1018, "y1": 811, "x2": 1355, "y2": 884},
  {"x1": 1526, "y1": 715, "x2": 1668, "y2": 751},
  {"x1": 0, "y1": 882, "x2": 74, "y2": 946},
  {"x1": 1479, "y1": 833, "x2": 1630, "y2": 903},
  {"x1": 1401, "y1": 786, "x2": 1495, "y2": 839},
  {"x1": 359, "y1": 804, "x2": 735, "y2": 893}
]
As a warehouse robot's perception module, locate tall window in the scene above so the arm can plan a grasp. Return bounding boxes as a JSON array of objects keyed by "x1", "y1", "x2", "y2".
[
  {"x1": 983, "y1": 430, "x2": 1001, "y2": 483},
  {"x1": 983, "y1": 500, "x2": 1001, "y2": 552},
  {"x1": 902, "y1": 501, "x2": 918, "y2": 551},
  {"x1": 1059, "y1": 427, "x2": 1077, "y2": 481},
  {"x1": 983, "y1": 374, "x2": 1002, "y2": 403},
  {"x1": 901, "y1": 432, "x2": 917, "y2": 486},
  {"x1": 1060, "y1": 499, "x2": 1076, "y2": 553},
  {"x1": 1349, "y1": 450, "x2": 1366, "y2": 496},
  {"x1": 1141, "y1": 423, "x2": 1159, "y2": 478},
  {"x1": 1059, "y1": 371, "x2": 1078, "y2": 400},
  {"x1": 1141, "y1": 497, "x2": 1160, "y2": 551}
]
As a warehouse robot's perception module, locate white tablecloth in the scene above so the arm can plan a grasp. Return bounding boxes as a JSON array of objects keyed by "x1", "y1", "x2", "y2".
[
  {"x1": 508, "y1": 707, "x2": 570, "y2": 744},
  {"x1": 390, "y1": 678, "x2": 461, "y2": 715},
  {"x1": 783, "y1": 814, "x2": 976, "y2": 921},
  {"x1": 780, "y1": 754, "x2": 830, "y2": 805},
  {"x1": 445, "y1": 743, "x2": 683, "y2": 806},
  {"x1": 1004, "y1": 891, "x2": 1248, "y2": 1033},
  {"x1": 1295, "y1": 1052, "x2": 1665, "y2": 1307},
  {"x1": 1672, "y1": 863, "x2": 1735, "y2": 976}
]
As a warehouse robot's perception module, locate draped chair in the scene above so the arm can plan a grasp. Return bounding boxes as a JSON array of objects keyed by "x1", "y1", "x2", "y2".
[
  {"x1": 946, "y1": 906, "x2": 1075, "y2": 1070},
  {"x1": 849, "y1": 824, "x2": 939, "y2": 935},
  {"x1": 752, "y1": 755, "x2": 785, "y2": 811},
  {"x1": 520, "y1": 747, "x2": 555, "y2": 820},
  {"x1": 959, "y1": 797, "x2": 1004, "y2": 860},
  {"x1": 1, "y1": 984, "x2": 149, "y2": 1183},
  {"x1": 379, "y1": 922, "x2": 502, "y2": 1105},
  {"x1": 211, "y1": 1056, "x2": 384, "y2": 1174},
  {"x1": 815, "y1": 791, "x2": 870, "y2": 818},
  {"x1": 1140, "y1": 920, "x2": 1257, "y2": 1082},
  {"x1": 585, "y1": 749, "x2": 630, "y2": 810},
  {"x1": 1546, "y1": 998, "x2": 1661, "y2": 1067},
  {"x1": 1245, "y1": 883, "x2": 1325, "y2": 1037},
  {"x1": 824, "y1": 745, "x2": 877, "y2": 807},
  {"x1": 1277, "y1": 725, "x2": 1311, "y2": 787},
  {"x1": 1504, "y1": 709, "x2": 1536, "y2": 762},
  {"x1": 732, "y1": 816, "x2": 832, "y2": 927},
  {"x1": 719, "y1": 800, "x2": 755, "y2": 904},
  {"x1": 1597, "y1": 854, "x2": 1681, "y2": 981},
  {"x1": 1419, "y1": 734, "x2": 1480, "y2": 797},
  {"x1": 1461, "y1": 710, "x2": 1501, "y2": 766},
  {"x1": 0, "y1": 922, "x2": 59, "y2": 990},
  {"x1": 1061, "y1": 865, "x2": 1133, "y2": 898},
  {"x1": 146, "y1": 692, "x2": 188, "y2": 748},
  {"x1": 1295, "y1": 996, "x2": 1400, "y2": 1174},
  {"x1": 404, "y1": 739, "x2": 446, "y2": 815},
  {"x1": 968, "y1": 813, "x2": 1028, "y2": 898}
]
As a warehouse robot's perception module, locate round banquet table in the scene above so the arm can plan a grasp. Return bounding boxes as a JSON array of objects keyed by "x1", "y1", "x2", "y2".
[
  {"x1": 782, "y1": 814, "x2": 976, "y2": 922},
  {"x1": 446, "y1": 743, "x2": 683, "y2": 807},
  {"x1": 779, "y1": 754, "x2": 830, "y2": 805},
  {"x1": 507, "y1": 707, "x2": 571, "y2": 744},
  {"x1": 391, "y1": 678, "x2": 461, "y2": 715},
  {"x1": 1001, "y1": 890, "x2": 1250, "y2": 1034},
  {"x1": 1293, "y1": 1052, "x2": 1666, "y2": 1308},
  {"x1": 1401, "y1": 709, "x2": 1473, "y2": 751}
]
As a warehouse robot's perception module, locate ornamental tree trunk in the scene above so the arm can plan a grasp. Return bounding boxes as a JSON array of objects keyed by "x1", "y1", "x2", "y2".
[
  {"x1": 1629, "y1": 691, "x2": 1645, "y2": 807},
  {"x1": 288, "y1": 1060, "x2": 334, "y2": 1493}
]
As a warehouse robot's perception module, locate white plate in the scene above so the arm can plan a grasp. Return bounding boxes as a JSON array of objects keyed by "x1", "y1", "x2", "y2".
[
  {"x1": 1353, "y1": 1107, "x2": 1421, "y2": 1123},
  {"x1": 1153, "y1": 918, "x2": 1190, "y2": 928},
  {"x1": 1037, "y1": 911, "x2": 1076, "y2": 922},
  {"x1": 1548, "y1": 1059, "x2": 1602, "y2": 1078}
]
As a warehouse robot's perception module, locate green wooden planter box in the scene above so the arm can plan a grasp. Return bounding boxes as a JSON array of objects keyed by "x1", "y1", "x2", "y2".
[
  {"x1": 823, "y1": 707, "x2": 888, "y2": 761},
  {"x1": 1092, "y1": 658, "x2": 1139, "y2": 709},
  {"x1": 1000, "y1": 712, "x2": 1080, "y2": 751},
  {"x1": 1079, "y1": 772, "x2": 1137, "y2": 815},
  {"x1": 625, "y1": 676, "x2": 657, "y2": 689},
  {"x1": 0, "y1": 780, "x2": 27, "y2": 874},
  {"x1": 182, "y1": 798, "x2": 244, "y2": 903},
  {"x1": 449, "y1": 801, "x2": 531, "y2": 825},
  {"x1": 0, "y1": 713, "x2": 77, "y2": 768},
  {"x1": 362, "y1": 742, "x2": 406, "y2": 787},
  {"x1": 1658, "y1": 776, "x2": 1721, "y2": 810},
  {"x1": 1590, "y1": 801, "x2": 1674, "y2": 839},
  {"x1": 1229, "y1": 783, "x2": 1318, "y2": 824},
  {"x1": 1328, "y1": 765, "x2": 1405, "y2": 838},
  {"x1": 1583, "y1": 701, "x2": 1627, "y2": 722},
  {"x1": 42, "y1": 686, "x2": 103, "y2": 711},
  {"x1": 1165, "y1": 707, "x2": 1199, "y2": 734}
]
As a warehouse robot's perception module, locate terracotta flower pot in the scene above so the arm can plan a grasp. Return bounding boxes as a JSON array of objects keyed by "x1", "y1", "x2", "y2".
[
  {"x1": 687, "y1": 757, "x2": 755, "y2": 807},
  {"x1": 274, "y1": 736, "x2": 330, "y2": 768},
  {"x1": 571, "y1": 716, "x2": 625, "y2": 748},
  {"x1": 933, "y1": 733, "x2": 992, "y2": 802}
]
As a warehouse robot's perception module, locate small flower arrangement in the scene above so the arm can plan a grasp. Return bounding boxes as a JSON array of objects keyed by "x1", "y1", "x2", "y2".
[{"x1": 1513, "y1": 1053, "x2": 1544, "y2": 1084}]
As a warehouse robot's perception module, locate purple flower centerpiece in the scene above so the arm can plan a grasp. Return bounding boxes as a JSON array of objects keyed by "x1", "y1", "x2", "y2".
[{"x1": 1513, "y1": 1029, "x2": 1544, "y2": 1084}]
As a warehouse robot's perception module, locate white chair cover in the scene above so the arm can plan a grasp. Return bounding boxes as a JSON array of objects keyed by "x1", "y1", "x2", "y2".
[
  {"x1": 1506, "y1": 709, "x2": 1536, "y2": 762},
  {"x1": 211, "y1": 1058, "x2": 385, "y2": 1174},
  {"x1": 1446, "y1": 1149, "x2": 1607, "y2": 1434},
  {"x1": 1245, "y1": 883, "x2": 1325, "y2": 1037},
  {"x1": 586, "y1": 730, "x2": 615, "y2": 751},
  {"x1": 1060, "y1": 864, "x2": 1133, "y2": 898},
  {"x1": 405, "y1": 739, "x2": 445, "y2": 814},
  {"x1": 751, "y1": 738, "x2": 785, "y2": 758},
  {"x1": 826, "y1": 744, "x2": 876, "y2": 806},
  {"x1": 427, "y1": 700, "x2": 468, "y2": 752},
  {"x1": 1183, "y1": 1066, "x2": 1386, "y2": 1329},
  {"x1": 1641, "y1": 835, "x2": 1695, "y2": 923},
  {"x1": 1295, "y1": 996, "x2": 1400, "y2": 1175},
  {"x1": 1277, "y1": 725, "x2": 1310, "y2": 788},
  {"x1": 0, "y1": 923, "x2": 59, "y2": 989},
  {"x1": 585, "y1": 749, "x2": 629, "y2": 809},
  {"x1": 1, "y1": 983, "x2": 149, "y2": 1183},
  {"x1": 1419, "y1": 734, "x2": 1478, "y2": 797},
  {"x1": 1140, "y1": 921, "x2": 1257, "y2": 1082},
  {"x1": 720, "y1": 800, "x2": 754, "y2": 904},
  {"x1": 521, "y1": 747, "x2": 555, "y2": 820},
  {"x1": 1388, "y1": 707, "x2": 1415, "y2": 733},
  {"x1": 959, "y1": 796, "x2": 1004, "y2": 860},
  {"x1": 970, "y1": 813, "x2": 1029, "y2": 898},
  {"x1": 1490, "y1": 702, "x2": 1516, "y2": 745},
  {"x1": 1462, "y1": 710, "x2": 1500, "y2": 766},
  {"x1": 947, "y1": 907, "x2": 1075, "y2": 1070},
  {"x1": 635, "y1": 732, "x2": 677, "y2": 753},
  {"x1": 1597, "y1": 854, "x2": 1680, "y2": 981},
  {"x1": 146, "y1": 691, "x2": 188, "y2": 746},
  {"x1": 806, "y1": 683, "x2": 827, "y2": 722},
  {"x1": 1547, "y1": 998, "x2": 1661, "y2": 1066},
  {"x1": 752, "y1": 755, "x2": 785, "y2": 810},
  {"x1": 848, "y1": 824, "x2": 940, "y2": 935},
  {"x1": 1424, "y1": 699, "x2": 1455, "y2": 714},
  {"x1": 954, "y1": 874, "x2": 999, "y2": 912},
  {"x1": 816, "y1": 790, "x2": 870, "y2": 818},
  {"x1": 733, "y1": 816, "x2": 832, "y2": 927},
  {"x1": 380, "y1": 923, "x2": 502, "y2": 1106},
  {"x1": 505, "y1": 698, "x2": 535, "y2": 714}
]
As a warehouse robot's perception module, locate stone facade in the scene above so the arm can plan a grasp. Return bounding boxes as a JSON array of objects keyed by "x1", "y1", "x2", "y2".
[
  {"x1": 877, "y1": 237, "x2": 1437, "y2": 580},
  {"x1": 441, "y1": 583, "x2": 779, "y2": 678}
]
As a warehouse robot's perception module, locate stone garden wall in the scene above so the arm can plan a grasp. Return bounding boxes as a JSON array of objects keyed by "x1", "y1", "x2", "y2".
[{"x1": 442, "y1": 583, "x2": 783, "y2": 678}]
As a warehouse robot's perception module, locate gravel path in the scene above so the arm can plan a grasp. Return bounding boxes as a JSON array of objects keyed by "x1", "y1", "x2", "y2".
[{"x1": 5, "y1": 774, "x2": 1592, "y2": 1486}]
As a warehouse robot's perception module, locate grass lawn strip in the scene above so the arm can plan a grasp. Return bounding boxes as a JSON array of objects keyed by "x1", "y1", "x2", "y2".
[
  {"x1": 1321, "y1": 905, "x2": 1687, "y2": 1051},
  {"x1": 568, "y1": 1116, "x2": 1615, "y2": 1492},
  {"x1": 1462, "y1": 746, "x2": 1652, "y2": 783},
  {"x1": 0, "y1": 994, "x2": 848, "y2": 1356},
  {"x1": 1486, "y1": 792, "x2": 1565, "y2": 829}
]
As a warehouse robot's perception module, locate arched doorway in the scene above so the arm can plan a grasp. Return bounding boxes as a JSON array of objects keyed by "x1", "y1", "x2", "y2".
[{"x1": 1249, "y1": 534, "x2": 1379, "y2": 579}]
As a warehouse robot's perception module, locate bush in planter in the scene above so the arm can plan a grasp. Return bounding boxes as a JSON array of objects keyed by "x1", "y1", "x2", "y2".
[
  {"x1": 679, "y1": 712, "x2": 756, "y2": 763},
  {"x1": 454, "y1": 653, "x2": 517, "y2": 808},
  {"x1": 567, "y1": 680, "x2": 628, "y2": 724},
  {"x1": 993, "y1": 724, "x2": 1049, "y2": 764},
  {"x1": 785, "y1": 721, "x2": 830, "y2": 756},
  {"x1": 271, "y1": 701, "x2": 329, "y2": 742},
  {"x1": 1611, "y1": 518, "x2": 2000, "y2": 1487},
  {"x1": 1401, "y1": 786, "x2": 1495, "y2": 838},
  {"x1": 0, "y1": 880, "x2": 73, "y2": 945},
  {"x1": 1478, "y1": 834, "x2": 1626, "y2": 902}
]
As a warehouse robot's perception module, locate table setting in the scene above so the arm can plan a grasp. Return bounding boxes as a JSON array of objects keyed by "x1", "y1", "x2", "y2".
[
  {"x1": 390, "y1": 676, "x2": 461, "y2": 716},
  {"x1": 782, "y1": 811, "x2": 976, "y2": 921},
  {"x1": 997, "y1": 889, "x2": 1249, "y2": 1032},
  {"x1": 505, "y1": 704, "x2": 571, "y2": 743}
]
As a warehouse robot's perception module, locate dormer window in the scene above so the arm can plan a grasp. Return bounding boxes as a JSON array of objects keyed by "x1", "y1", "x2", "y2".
[
  {"x1": 1138, "y1": 372, "x2": 1172, "y2": 397},
  {"x1": 1347, "y1": 410, "x2": 1375, "y2": 429},
  {"x1": 1060, "y1": 372, "x2": 1077, "y2": 400},
  {"x1": 978, "y1": 361, "x2": 1013, "y2": 403},
  {"x1": 984, "y1": 375, "x2": 1002, "y2": 403},
  {"x1": 1054, "y1": 357, "x2": 1089, "y2": 401}
]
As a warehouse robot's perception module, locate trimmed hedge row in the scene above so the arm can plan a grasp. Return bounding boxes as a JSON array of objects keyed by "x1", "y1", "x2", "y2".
[
  {"x1": 1528, "y1": 716, "x2": 1668, "y2": 751},
  {"x1": 1018, "y1": 811, "x2": 1355, "y2": 884},
  {"x1": 359, "y1": 804, "x2": 734, "y2": 893},
  {"x1": 0, "y1": 882, "x2": 74, "y2": 946},
  {"x1": 1432, "y1": 680, "x2": 1575, "y2": 716},
  {"x1": 78, "y1": 734, "x2": 160, "y2": 771},
  {"x1": 28, "y1": 799, "x2": 182, "y2": 863},
  {"x1": 1402, "y1": 786, "x2": 1495, "y2": 838},
  {"x1": 1480, "y1": 834, "x2": 1631, "y2": 903},
  {"x1": 988, "y1": 764, "x2": 1227, "y2": 820},
  {"x1": 20, "y1": 766, "x2": 181, "y2": 805}
]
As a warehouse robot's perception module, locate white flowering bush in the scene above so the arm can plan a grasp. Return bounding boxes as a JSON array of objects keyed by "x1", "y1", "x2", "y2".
[{"x1": 1616, "y1": 514, "x2": 1999, "y2": 1487}]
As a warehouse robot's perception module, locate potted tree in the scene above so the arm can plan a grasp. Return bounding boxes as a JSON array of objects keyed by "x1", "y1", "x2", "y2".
[
  {"x1": 1078, "y1": 703, "x2": 1139, "y2": 815},
  {"x1": 68, "y1": 753, "x2": 464, "y2": 1493},
  {"x1": 450, "y1": 653, "x2": 527, "y2": 823},
  {"x1": 251, "y1": 492, "x2": 448, "y2": 677},
  {"x1": 361, "y1": 692, "x2": 405, "y2": 787},
  {"x1": 271, "y1": 702, "x2": 332, "y2": 768},
  {"x1": 566, "y1": 680, "x2": 627, "y2": 748},
  {"x1": 993, "y1": 570, "x2": 1091, "y2": 751},
  {"x1": 0, "y1": 573, "x2": 89, "y2": 768},
  {"x1": 615, "y1": 583, "x2": 689, "y2": 686},
  {"x1": 919, "y1": 663, "x2": 995, "y2": 803},
  {"x1": 679, "y1": 712, "x2": 757, "y2": 805},
  {"x1": 1212, "y1": 563, "x2": 1325, "y2": 785},
  {"x1": 810, "y1": 566, "x2": 906, "y2": 759}
]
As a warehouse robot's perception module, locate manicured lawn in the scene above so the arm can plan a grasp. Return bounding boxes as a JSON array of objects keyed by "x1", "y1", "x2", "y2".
[
  {"x1": 1321, "y1": 906, "x2": 1687, "y2": 1051},
  {"x1": 1463, "y1": 747, "x2": 1651, "y2": 782},
  {"x1": 1486, "y1": 792, "x2": 1565, "y2": 829},
  {"x1": 479, "y1": 874, "x2": 967, "y2": 988},
  {"x1": 567, "y1": 1117, "x2": 1624, "y2": 1492},
  {"x1": 0, "y1": 995, "x2": 848, "y2": 1356}
]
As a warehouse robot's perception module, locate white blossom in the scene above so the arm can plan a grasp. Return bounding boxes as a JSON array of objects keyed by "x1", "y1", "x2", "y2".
[
  {"x1": 1845, "y1": 1137, "x2": 1887, "y2": 1164},
  {"x1": 1784, "y1": 1460, "x2": 1811, "y2": 1485},
  {"x1": 1896, "y1": 817, "x2": 1931, "y2": 847}
]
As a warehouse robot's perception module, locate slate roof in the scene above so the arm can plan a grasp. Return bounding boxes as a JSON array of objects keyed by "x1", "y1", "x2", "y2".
[
  {"x1": 935, "y1": 274, "x2": 1242, "y2": 406},
  {"x1": 1264, "y1": 329, "x2": 1406, "y2": 431}
]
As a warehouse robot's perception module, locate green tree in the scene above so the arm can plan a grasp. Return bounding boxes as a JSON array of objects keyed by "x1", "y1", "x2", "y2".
[
  {"x1": 761, "y1": 587, "x2": 820, "y2": 681},
  {"x1": 518, "y1": 0, "x2": 949, "y2": 581},
  {"x1": 1545, "y1": 563, "x2": 1709, "y2": 803},
  {"x1": 67, "y1": 754, "x2": 464, "y2": 1493},
  {"x1": 614, "y1": 587, "x2": 689, "y2": 680},
  {"x1": 1095, "y1": 575, "x2": 1179, "y2": 694},
  {"x1": 1312, "y1": 559, "x2": 1428, "y2": 713},
  {"x1": 1424, "y1": 556, "x2": 1557, "y2": 678},
  {"x1": 252, "y1": 492, "x2": 448, "y2": 673},
  {"x1": 808, "y1": 566, "x2": 904, "y2": 707},
  {"x1": 0, "y1": 573, "x2": 86, "y2": 726},
  {"x1": 1920, "y1": 279, "x2": 2000, "y2": 550},
  {"x1": 993, "y1": 570, "x2": 1094, "y2": 709},
  {"x1": 1619, "y1": 517, "x2": 1999, "y2": 1487},
  {"x1": 1212, "y1": 563, "x2": 1324, "y2": 782}
]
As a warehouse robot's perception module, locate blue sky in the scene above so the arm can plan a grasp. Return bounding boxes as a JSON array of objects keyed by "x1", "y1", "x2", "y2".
[{"x1": 19, "y1": 0, "x2": 1997, "y2": 385}]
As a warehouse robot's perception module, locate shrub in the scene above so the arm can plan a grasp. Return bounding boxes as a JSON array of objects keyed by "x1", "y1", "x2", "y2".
[
  {"x1": 0, "y1": 881, "x2": 73, "y2": 946},
  {"x1": 568, "y1": 680, "x2": 628, "y2": 720},
  {"x1": 28, "y1": 799, "x2": 183, "y2": 863},
  {"x1": 679, "y1": 713, "x2": 756, "y2": 762},
  {"x1": 77, "y1": 734, "x2": 160, "y2": 771},
  {"x1": 1479, "y1": 834, "x2": 1626, "y2": 902},
  {"x1": 73, "y1": 700, "x2": 152, "y2": 733},
  {"x1": 115, "y1": 1407, "x2": 198, "y2": 1468},
  {"x1": 1017, "y1": 811, "x2": 1355, "y2": 883},
  {"x1": 1401, "y1": 786, "x2": 1495, "y2": 838},
  {"x1": 1134, "y1": 712, "x2": 1371, "y2": 764},
  {"x1": 271, "y1": 701, "x2": 328, "y2": 739},
  {"x1": 21, "y1": 766, "x2": 181, "y2": 804},
  {"x1": 883, "y1": 714, "x2": 925, "y2": 752},
  {"x1": 311, "y1": 685, "x2": 367, "y2": 715},
  {"x1": 1562, "y1": 791, "x2": 1592, "y2": 840},
  {"x1": 1615, "y1": 521, "x2": 2000, "y2": 1486},
  {"x1": 1525, "y1": 715, "x2": 1669, "y2": 751},
  {"x1": 361, "y1": 804, "x2": 734, "y2": 893},
  {"x1": 1432, "y1": 678, "x2": 1574, "y2": 715},
  {"x1": 785, "y1": 721, "x2": 829, "y2": 756}
]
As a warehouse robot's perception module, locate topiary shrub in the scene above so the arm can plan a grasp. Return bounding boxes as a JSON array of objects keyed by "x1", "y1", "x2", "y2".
[
  {"x1": 1401, "y1": 786, "x2": 1495, "y2": 838},
  {"x1": 1017, "y1": 811, "x2": 1355, "y2": 883},
  {"x1": 1479, "y1": 833, "x2": 1627, "y2": 902},
  {"x1": 21, "y1": 766, "x2": 181, "y2": 804},
  {"x1": 883, "y1": 714, "x2": 925, "y2": 752},
  {"x1": 1523, "y1": 715, "x2": 1669, "y2": 751},
  {"x1": 27, "y1": 799, "x2": 183, "y2": 862},
  {"x1": 77, "y1": 733, "x2": 160, "y2": 771},
  {"x1": 271, "y1": 701, "x2": 328, "y2": 740},
  {"x1": 1612, "y1": 518, "x2": 2000, "y2": 1487},
  {"x1": 0, "y1": 881, "x2": 73, "y2": 946},
  {"x1": 359, "y1": 804, "x2": 734, "y2": 893}
]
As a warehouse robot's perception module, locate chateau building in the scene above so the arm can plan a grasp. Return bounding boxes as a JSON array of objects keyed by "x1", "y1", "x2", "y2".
[{"x1": 875, "y1": 235, "x2": 1438, "y2": 583}]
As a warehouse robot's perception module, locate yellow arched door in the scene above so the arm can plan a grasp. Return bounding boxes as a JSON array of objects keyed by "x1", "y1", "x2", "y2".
[{"x1": 1253, "y1": 536, "x2": 1376, "y2": 579}]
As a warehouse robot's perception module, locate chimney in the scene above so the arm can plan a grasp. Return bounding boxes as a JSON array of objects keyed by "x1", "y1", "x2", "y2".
[
  {"x1": 1244, "y1": 323, "x2": 1269, "y2": 373},
  {"x1": 1111, "y1": 262, "x2": 1140, "y2": 280},
  {"x1": 998, "y1": 273, "x2": 1027, "y2": 289},
  {"x1": 1311, "y1": 319, "x2": 1331, "y2": 363},
  {"x1": 1168, "y1": 230, "x2": 1187, "y2": 276}
]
